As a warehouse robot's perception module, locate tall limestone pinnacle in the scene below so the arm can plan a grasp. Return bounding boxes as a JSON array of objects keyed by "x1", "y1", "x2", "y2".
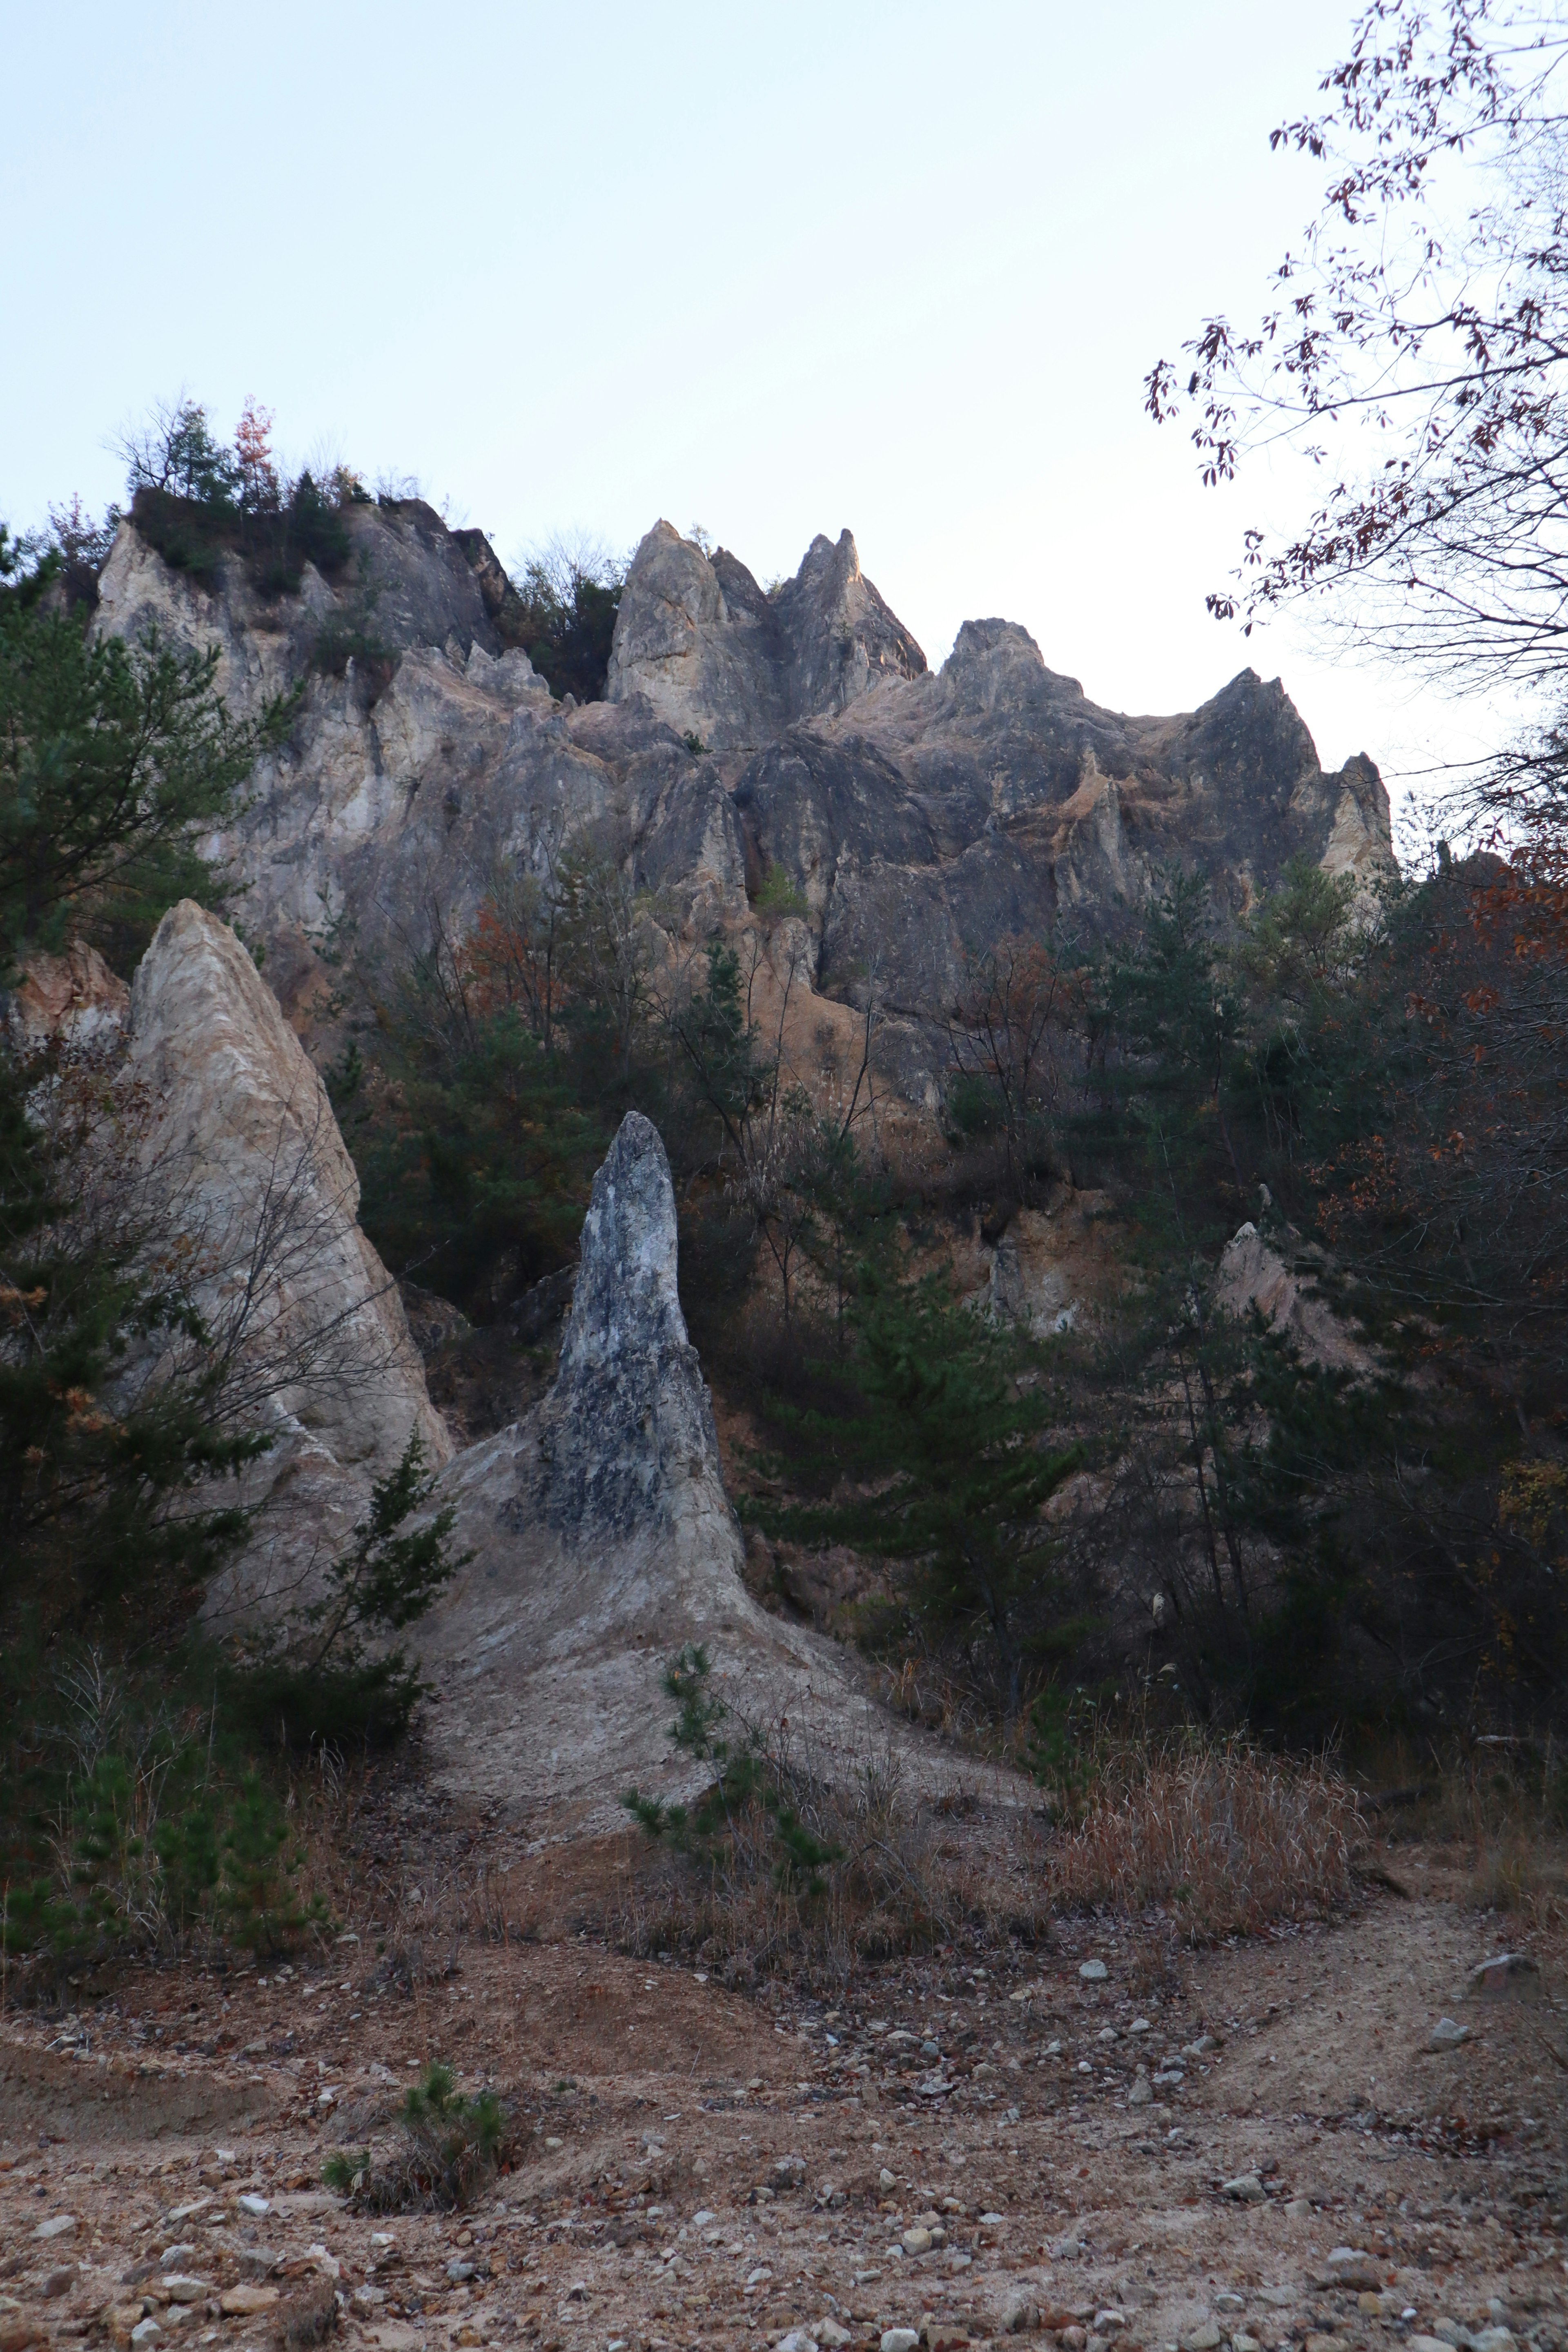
[{"x1": 412, "y1": 1109, "x2": 993, "y2": 1822}]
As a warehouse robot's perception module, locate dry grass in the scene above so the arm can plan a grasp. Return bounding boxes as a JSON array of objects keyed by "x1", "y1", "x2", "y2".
[
  {"x1": 607, "y1": 1708, "x2": 1042, "y2": 1984},
  {"x1": 1048, "y1": 1743, "x2": 1361, "y2": 1941}
]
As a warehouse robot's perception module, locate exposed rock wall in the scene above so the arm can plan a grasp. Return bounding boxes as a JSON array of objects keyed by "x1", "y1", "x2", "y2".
[{"x1": 93, "y1": 499, "x2": 1394, "y2": 1103}]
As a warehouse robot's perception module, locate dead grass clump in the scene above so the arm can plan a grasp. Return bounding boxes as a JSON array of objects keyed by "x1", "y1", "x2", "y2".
[
  {"x1": 612, "y1": 1675, "x2": 1018, "y2": 1982},
  {"x1": 1049, "y1": 1744, "x2": 1359, "y2": 1940}
]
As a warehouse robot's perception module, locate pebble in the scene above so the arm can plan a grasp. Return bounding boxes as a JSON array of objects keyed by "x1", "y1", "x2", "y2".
[
  {"x1": 1222, "y1": 2174, "x2": 1265, "y2": 2203},
  {"x1": 1233, "y1": 2337, "x2": 1262, "y2": 2352},
  {"x1": 33, "y1": 2216, "x2": 78, "y2": 2242},
  {"x1": 130, "y1": 2325, "x2": 160, "y2": 2347},
  {"x1": 999, "y1": 2297, "x2": 1039, "y2": 2336},
  {"x1": 159, "y1": 2246, "x2": 196, "y2": 2270},
  {"x1": 160, "y1": 2277, "x2": 209, "y2": 2306},
  {"x1": 1411, "y1": 2339, "x2": 1454, "y2": 2352},
  {"x1": 1429, "y1": 2018, "x2": 1471, "y2": 2049},
  {"x1": 219, "y1": 2287, "x2": 279, "y2": 2317},
  {"x1": 818, "y1": 2327, "x2": 852, "y2": 2350},
  {"x1": 1094, "y1": 2310, "x2": 1127, "y2": 2334},
  {"x1": 40, "y1": 2268, "x2": 76, "y2": 2300},
  {"x1": 880, "y1": 2169, "x2": 898, "y2": 2190},
  {"x1": 237, "y1": 2193, "x2": 270, "y2": 2216},
  {"x1": 881, "y1": 2332, "x2": 921, "y2": 2352},
  {"x1": 1079, "y1": 1960, "x2": 1108, "y2": 1982},
  {"x1": 775, "y1": 2332, "x2": 818, "y2": 2352},
  {"x1": 1180, "y1": 2328, "x2": 1223, "y2": 2352},
  {"x1": 902, "y1": 2227, "x2": 934, "y2": 2255},
  {"x1": 1128, "y1": 2080, "x2": 1153, "y2": 2106},
  {"x1": 1320, "y1": 2250, "x2": 1382, "y2": 2292}
]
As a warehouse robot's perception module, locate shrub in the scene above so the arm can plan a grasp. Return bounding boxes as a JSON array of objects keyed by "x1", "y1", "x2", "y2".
[
  {"x1": 224, "y1": 1434, "x2": 469, "y2": 1749},
  {"x1": 323, "y1": 2061, "x2": 507, "y2": 2210},
  {"x1": 616, "y1": 1647, "x2": 1004, "y2": 1978}
]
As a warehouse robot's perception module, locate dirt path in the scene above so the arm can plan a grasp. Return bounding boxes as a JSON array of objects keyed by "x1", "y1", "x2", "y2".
[{"x1": 2, "y1": 1844, "x2": 1564, "y2": 2352}]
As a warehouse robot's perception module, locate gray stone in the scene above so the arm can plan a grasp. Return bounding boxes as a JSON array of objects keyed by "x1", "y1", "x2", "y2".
[
  {"x1": 1180, "y1": 2326, "x2": 1223, "y2": 2352},
  {"x1": 998, "y1": 2295, "x2": 1039, "y2": 2336},
  {"x1": 1469, "y1": 1954, "x2": 1540, "y2": 1999},
  {"x1": 882, "y1": 2332, "x2": 922, "y2": 2352},
  {"x1": 1223, "y1": 2175, "x2": 1266, "y2": 2203},
  {"x1": 1079, "y1": 1959, "x2": 1109, "y2": 1982},
  {"x1": 1429, "y1": 2018, "x2": 1471, "y2": 2049},
  {"x1": 1320, "y1": 2251, "x2": 1382, "y2": 2292}
]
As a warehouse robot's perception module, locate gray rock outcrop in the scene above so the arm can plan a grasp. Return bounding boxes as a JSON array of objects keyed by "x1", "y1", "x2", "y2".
[
  {"x1": 414, "y1": 1112, "x2": 951, "y2": 1821},
  {"x1": 605, "y1": 519, "x2": 927, "y2": 750},
  {"x1": 92, "y1": 498, "x2": 1394, "y2": 1103},
  {"x1": 123, "y1": 901, "x2": 450, "y2": 1617}
]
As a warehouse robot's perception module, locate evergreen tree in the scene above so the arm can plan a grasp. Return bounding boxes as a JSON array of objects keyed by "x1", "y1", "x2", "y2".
[{"x1": 753, "y1": 1270, "x2": 1082, "y2": 1722}]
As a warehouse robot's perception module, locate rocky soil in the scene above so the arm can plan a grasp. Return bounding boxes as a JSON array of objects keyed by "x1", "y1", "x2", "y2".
[{"x1": 2, "y1": 1826, "x2": 1563, "y2": 2352}]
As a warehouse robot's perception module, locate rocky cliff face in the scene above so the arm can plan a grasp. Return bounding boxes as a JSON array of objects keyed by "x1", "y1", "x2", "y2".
[
  {"x1": 94, "y1": 501, "x2": 1393, "y2": 1094},
  {"x1": 414, "y1": 1111, "x2": 948, "y2": 1821},
  {"x1": 604, "y1": 520, "x2": 928, "y2": 750}
]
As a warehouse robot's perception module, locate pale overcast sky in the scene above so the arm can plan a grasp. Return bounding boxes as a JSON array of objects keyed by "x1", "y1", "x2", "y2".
[{"x1": 2, "y1": 1, "x2": 1497, "y2": 837}]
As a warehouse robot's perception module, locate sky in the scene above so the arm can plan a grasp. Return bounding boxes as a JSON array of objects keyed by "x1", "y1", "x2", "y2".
[{"x1": 1, "y1": 0, "x2": 1502, "y2": 841}]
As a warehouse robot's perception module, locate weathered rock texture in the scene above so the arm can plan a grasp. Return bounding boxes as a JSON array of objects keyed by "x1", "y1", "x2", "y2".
[
  {"x1": 92, "y1": 502, "x2": 1392, "y2": 1105},
  {"x1": 414, "y1": 1113, "x2": 956, "y2": 1821},
  {"x1": 9, "y1": 942, "x2": 129, "y2": 1049},
  {"x1": 1214, "y1": 1219, "x2": 1372, "y2": 1373},
  {"x1": 604, "y1": 520, "x2": 928, "y2": 750},
  {"x1": 124, "y1": 901, "x2": 450, "y2": 1617}
]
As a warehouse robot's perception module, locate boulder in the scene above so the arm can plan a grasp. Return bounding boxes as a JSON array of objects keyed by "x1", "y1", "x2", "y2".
[{"x1": 9, "y1": 942, "x2": 129, "y2": 1049}]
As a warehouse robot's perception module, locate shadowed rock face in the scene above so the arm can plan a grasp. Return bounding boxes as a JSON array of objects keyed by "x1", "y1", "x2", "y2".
[{"x1": 94, "y1": 500, "x2": 1393, "y2": 1101}]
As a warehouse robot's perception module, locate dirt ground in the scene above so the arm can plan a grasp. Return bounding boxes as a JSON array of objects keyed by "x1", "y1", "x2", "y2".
[{"x1": 3, "y1": 1808, "x2": 1564, "y2": 2352}]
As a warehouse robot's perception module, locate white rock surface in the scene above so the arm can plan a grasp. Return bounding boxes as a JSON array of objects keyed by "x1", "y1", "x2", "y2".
[
  {"x1": 125, "y1": 901, "x2": 450, "y2": 1619},
  {"x1": 1214, "y1": 1221, "x2": 1372, "y2": 1372}
]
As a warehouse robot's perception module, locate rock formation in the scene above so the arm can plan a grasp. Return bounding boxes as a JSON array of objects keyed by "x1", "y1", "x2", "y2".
[
  {"x1": 123, "y1": 901, "x2": 450, "y2": 1618},
  {"x1": 604, "y1": 520, "x2": 927, "y2": 749},
  {"x1": 413, "y1": 1111, "x2": 956, "y2": 1822},
  {"x1": 1214, "y1": 1219, "x2": 1372, "y2": 1373},
  {"x1": 91, "y1": 503, "x2": 1394, "y2": 1106},
  {"x1": 9, "y1": 941, "x2": 129, "y2": 1049}
]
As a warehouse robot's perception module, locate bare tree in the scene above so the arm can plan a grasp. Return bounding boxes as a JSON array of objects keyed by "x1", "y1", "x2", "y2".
[{"x1": 1147, "y1": 0, "x2": 1568, "y2": 860}]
